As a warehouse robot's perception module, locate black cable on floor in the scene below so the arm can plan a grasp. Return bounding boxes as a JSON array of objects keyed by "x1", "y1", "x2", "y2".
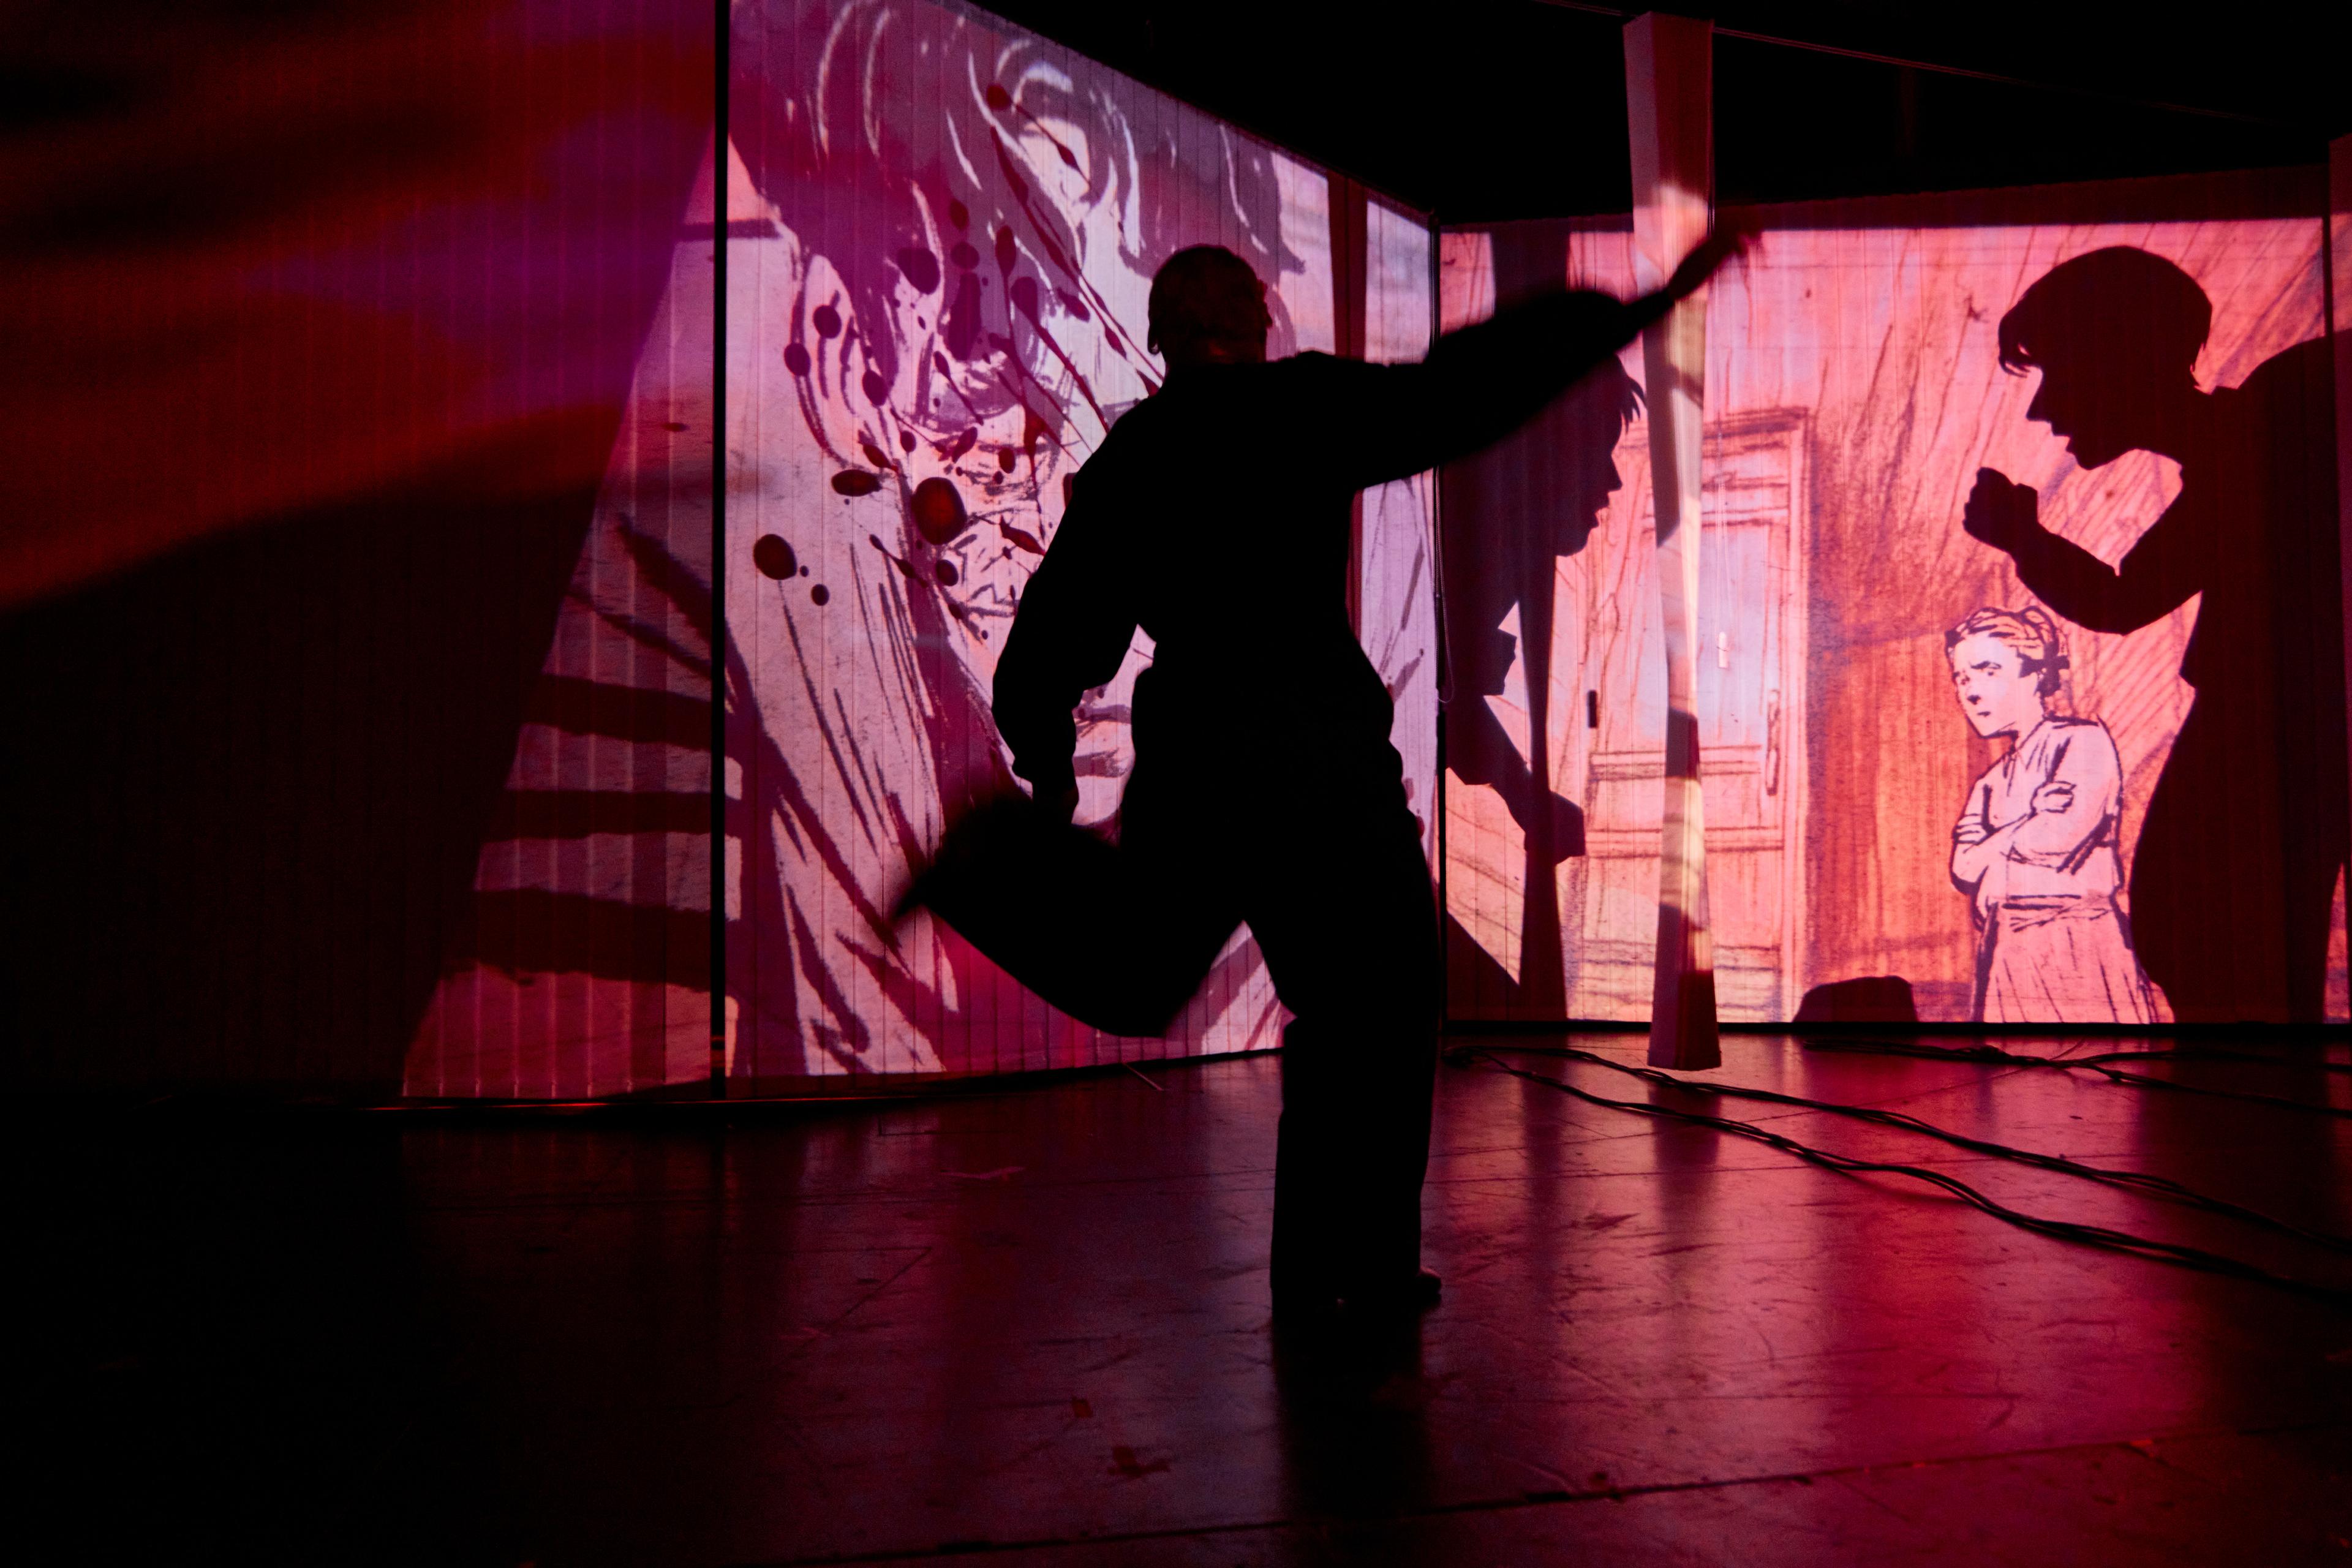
[
  {"x1": 1469, "y1": 1042, "x2": 2352, "y2": 1257},
  {"x1": 2068, "y1": 1046, "x2": 2352, "y2": 1074},
  {"x1": 1799, "y1": 1037, "x2": 2352, "y2": 1117},
  {"x1": 1457, "y1": 1047, "x2": 2352, "y2": 1309}
]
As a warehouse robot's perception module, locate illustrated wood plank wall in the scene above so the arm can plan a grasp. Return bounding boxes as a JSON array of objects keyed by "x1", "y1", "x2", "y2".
[{"x1": 1438, "y1": 170, "x2": 2340, "y2": 1027}]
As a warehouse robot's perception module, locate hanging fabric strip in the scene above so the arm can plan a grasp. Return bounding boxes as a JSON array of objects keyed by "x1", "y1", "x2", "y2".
[{"x1": 1625, "y1": 11, "x2": 1722, "y2": 1069}]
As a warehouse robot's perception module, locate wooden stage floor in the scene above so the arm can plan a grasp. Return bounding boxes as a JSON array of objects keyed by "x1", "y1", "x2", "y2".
[{"x1": 15, "y1": 1032, "x2": 2352, "y2": 1563}]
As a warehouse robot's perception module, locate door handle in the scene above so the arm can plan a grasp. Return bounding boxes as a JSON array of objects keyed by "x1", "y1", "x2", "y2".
[{"x1": 1765, "y1": 690, "x2": 1782, "y2": 797}]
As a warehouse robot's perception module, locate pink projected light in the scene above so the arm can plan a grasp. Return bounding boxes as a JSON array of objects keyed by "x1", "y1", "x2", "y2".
[
  {"x1": 720, "y1": 0, "x2": 1437, "y2": 1085},
  {"x1": 1442, "y1": 197, "x2": 2343, "y2": 1027}
]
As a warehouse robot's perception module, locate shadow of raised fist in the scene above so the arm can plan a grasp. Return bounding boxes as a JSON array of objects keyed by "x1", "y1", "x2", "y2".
[{"x1": 1962, "y1": 467, "x2": 2040, "y2": 552}]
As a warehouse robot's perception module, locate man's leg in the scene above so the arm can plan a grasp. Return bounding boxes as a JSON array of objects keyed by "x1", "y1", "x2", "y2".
[
  {"x1": 914, "y1": 783, "x2": 1238, "y2": 1038},
  {"x1": 1247, "y1": 797, "x2": 1440, "y2": 1311}
]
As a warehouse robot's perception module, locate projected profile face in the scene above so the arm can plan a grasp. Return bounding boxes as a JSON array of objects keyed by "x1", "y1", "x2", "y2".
[
  {"x1": 1570, "y1": 451, "x2": 1626, "y2": 552},
  {"x1": 1948, "y1": 631, "x2": 2046, "y2": 741},
  {"x1": 2024, "y1": 358, "x2": 2133, "y2": 470}
]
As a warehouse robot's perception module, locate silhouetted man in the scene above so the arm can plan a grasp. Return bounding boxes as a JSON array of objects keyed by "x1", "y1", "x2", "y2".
[
  {"x1": 929, "y1": 236, "x2": 1735, "y2": 1318},
  {"x1": 1962, "y1": 247, "x2": 2344, "y2": 1023}
]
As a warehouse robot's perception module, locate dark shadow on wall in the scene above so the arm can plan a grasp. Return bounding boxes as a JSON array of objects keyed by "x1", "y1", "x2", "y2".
[
  {"x1": 1439, "y1": 222, "x2": 1643, "y2": 1018},
  {"x1": 1793, "y1": 976, "x2": 1920, "y2": 1025},
  {"x1": 0, "y1": 454, "x2": 604, "y2": 1093},
  {"x1": 0, "y1": 0, "x2": 714, "y2": 1092},
  {"x1": 1961, "y1": 249, "x2": 2345, "y2": 1023}
]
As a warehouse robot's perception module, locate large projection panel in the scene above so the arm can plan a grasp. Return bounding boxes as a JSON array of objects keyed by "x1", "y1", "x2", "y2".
[
  {"x1": 1445, "y1": 192, "x2": 2342, "y2": 1025},
  {"x1": 726, "y1": 0, "x2": 1433, "y2": 1083},
  {"x1": 405, "y1": 157, "x2": 722, "y2": 1099},
  {"x1": 1360, "y1": 205, "x2": 1441, "y2": 873}
]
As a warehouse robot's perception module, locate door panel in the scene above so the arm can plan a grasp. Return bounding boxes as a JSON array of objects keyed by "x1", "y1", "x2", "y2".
[{"x1": 1569, "y1": 412, "x2": 1807, "y2": 1021}]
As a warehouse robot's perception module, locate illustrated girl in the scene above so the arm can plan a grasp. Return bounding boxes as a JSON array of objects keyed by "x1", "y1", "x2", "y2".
[{"x1": 1947, "y1": 606, "x2": 2154, "y2": 1024}]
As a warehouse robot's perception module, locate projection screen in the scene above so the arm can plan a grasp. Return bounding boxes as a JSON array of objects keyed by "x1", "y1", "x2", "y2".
[
  {"x1": 401, "y1": 15, "x2": 2342, "y2": 1096},
  {"x1": 1441, "y1": 172, "x2": 2345, "y2": 1028},
  {"x1": 720, "y1": 0, "x2": 1439, "y2": 1087}
]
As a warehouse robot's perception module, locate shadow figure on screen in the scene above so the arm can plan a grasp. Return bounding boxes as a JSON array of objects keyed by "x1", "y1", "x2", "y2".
[
  {"x1": 1962, "y1": 247, "x2": 2344, "y2": 1024},
  {"x1": 909, "y1": 235, "x2": 1741, "y2": 1322},
  {"x1": 1439, "y1": 225, "x2": 1646, "y2": 1014},
  {"x1": 1792, "y1": 976, "x2": 1918, "y2": 1025}
]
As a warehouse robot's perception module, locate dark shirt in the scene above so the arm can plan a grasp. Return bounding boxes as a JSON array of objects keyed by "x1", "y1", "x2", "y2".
[{"x1": 992, "y1": 292, "x2": 1640, "y2": 803}]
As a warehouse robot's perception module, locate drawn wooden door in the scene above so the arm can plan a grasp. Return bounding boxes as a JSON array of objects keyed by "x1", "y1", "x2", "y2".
[{"x1": 1567, "y1": 410, "x2": 1808, "y2": 1020}]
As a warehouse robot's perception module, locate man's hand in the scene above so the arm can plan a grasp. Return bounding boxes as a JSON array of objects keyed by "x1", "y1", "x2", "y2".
[
  {"x1": 1661, "y1": 216, "x2": 1757, "y2": 306},
  {"x1": 1963, "y1": 468, "x2": 2040, "y2": 552},
  {"x1": 1624, "y1": 219, "x2": 1758, "y2": 334}
]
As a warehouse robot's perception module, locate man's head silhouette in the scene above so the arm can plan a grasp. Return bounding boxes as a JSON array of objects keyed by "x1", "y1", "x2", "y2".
[
  {"x1": 1148, "y1": 245, "x2": 1272, "y2": 368},
  {"x1": 1997, "y1": 247, "x2": 2212, "y2": 468}
]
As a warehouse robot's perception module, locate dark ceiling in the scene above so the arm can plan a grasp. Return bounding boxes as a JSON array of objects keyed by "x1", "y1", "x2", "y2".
[{"x1": 973, "y1": 1, "x2": 2346, "y2": 221}]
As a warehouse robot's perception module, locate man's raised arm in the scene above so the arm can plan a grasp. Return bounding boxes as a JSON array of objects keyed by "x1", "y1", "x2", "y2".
[{"x1": 1325, "y1": 225, "x2": 1746, "y2": 489}]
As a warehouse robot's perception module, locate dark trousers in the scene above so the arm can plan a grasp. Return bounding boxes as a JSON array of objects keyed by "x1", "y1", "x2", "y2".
[
  {"x1": 1120, "y1": 751, "x2": 1440, "y2": 1303},
  {"x1": 915, "y1": 732, "x2": 1441, "y2": 1300}
]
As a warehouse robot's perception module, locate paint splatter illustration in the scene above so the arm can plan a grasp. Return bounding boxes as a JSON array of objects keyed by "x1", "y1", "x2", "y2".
[{"x1": 723, "y1": 0, "x2": 1354, "y2": 1079}]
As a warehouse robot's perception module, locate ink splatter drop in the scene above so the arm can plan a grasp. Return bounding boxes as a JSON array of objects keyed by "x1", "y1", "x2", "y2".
[
  {"x1": 950, "y1": 240, "x2": 980, "y2": 270},
  {"x1": 943, "y1": 274, "x2": 982, "y2": 360},
  {"x1": 1056, "y1": 288, "x2": 1091, "y2": 321},
  {"x1": 996, "y1": 448, "x2": 1016, "y2": 472},
  {"x1": 899, "y1": 430, "x2": 916, "y2": 453},
  {"x1": 861, "y1": 371, "x2": 888, "y2": 405},
  {"x1": 948, "y1": 198, "x2": 970, "y2": 230},
  {"x1": 1010, "y1": 275, "x2": 1041, "y2": 322},
  {"x1": 810, "y1": 584, "x2": 831, "y2": 605},
  {"x1": 990, "y1": 133, "x2": 1031, "y2": 203},
  {"x1": 895, "y1": 247, "x2": 941, "y2": 293},
  {"x1": 800, "y1": 565, "x2": 809, "y2": 576},
  {"x1": 995, "y1": 226, "x2": 1017, "y2": 273},
  {"x1": 933, "y1": 351, "x2": 953, "y2": 377},
  {"x1": 662, "y1": 421, "x2": 688, "y2": 432},
  {"x1": 812, "y1": 304, "x2": 842, "y2": 337},
  {"x1": 940, "y1": 428, "x2": 978, "y2": 459},
  {"x1": 997, "y1": 519, "x2": 1045, "y2": 555},
  {"x1": 868, "y1": 534, "x2": 919, "y2": 580},
  {"x1": 831, "y1": 471, "x2": 883, "y2": 497},
  {"x1": 984, "y1": 83, "x2": 1012, "y2": 111},
  {"x1": 784, "y1": 344, "x2": 812, "y2": 376},
  {"x1": 911, "y1": 477, "x2": 968, "y2": 545},
  {"x1": 861, "y1": 440, "x2": 891, "y2": 469},
  {"x1": 752, "y1": 535, "x2": 797, "y2": 579},
  {"x1": 933, "y1": 560, "x2": 959, "y2": 587}
]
